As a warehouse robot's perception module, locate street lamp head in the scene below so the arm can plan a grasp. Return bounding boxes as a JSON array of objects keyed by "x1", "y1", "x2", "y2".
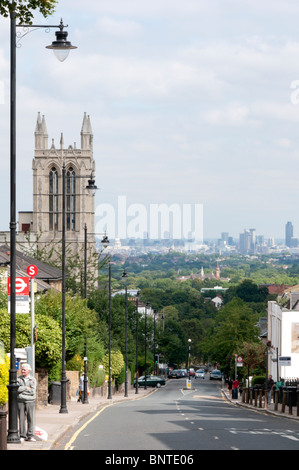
[
  {"x1": 101, "y1": 233, "x2": 109, "y2": 249},
  {"x1": 85, "y1": 177, "x2": 98, "y2": 196},
  {"x1": 46, "y1": 19, "x2": 77, "y2": 62},
  {"x1": 122, "y1": 269, "x2": 128, "y2": 279}
]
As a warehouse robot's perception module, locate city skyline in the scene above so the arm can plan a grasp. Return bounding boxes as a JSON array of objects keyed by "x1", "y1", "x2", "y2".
[{"x1": 1, "y1": 2, "x2": 299, "y2": 239}]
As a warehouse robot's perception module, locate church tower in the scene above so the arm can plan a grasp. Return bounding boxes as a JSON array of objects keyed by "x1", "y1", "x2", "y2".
[{"x1": 32, "y1": 112, "x2": 97, "y2": 259}]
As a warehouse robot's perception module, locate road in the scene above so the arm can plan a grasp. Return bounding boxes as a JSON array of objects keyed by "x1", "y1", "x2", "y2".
[{"x1": 56, "y1": 376, "x2": 299, "y2": 452}]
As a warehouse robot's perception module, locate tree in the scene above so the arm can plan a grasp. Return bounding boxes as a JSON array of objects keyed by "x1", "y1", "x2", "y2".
[
  {"x1": 0, "y1": 309, "x2": 62, "y2": 370},
  {"x1": 225, "y1": 279, "x2": 268, "y2": 304},
  {"x1": 102, "y1": 350, "x2": 124, "y2": 379},
  {"x1": 159, "y1": 319, "x2": 187, "y2": 367},
  {"x1": 238, "y1": 341, "x2": 267, "y2": 376},
  {"x1": 202, "y1": 298, "x2": 260, "y2": 370},
  {"x1": 0, "y1": 0, "x2": 57, "y2": 23},
  {"x1": 35, "y1": 290, "x2": 104, "y2": 364}
]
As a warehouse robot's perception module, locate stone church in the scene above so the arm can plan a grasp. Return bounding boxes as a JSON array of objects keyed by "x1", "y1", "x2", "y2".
[{"x1": 17, "y1": 112, "x2": 98, "y2": 270}]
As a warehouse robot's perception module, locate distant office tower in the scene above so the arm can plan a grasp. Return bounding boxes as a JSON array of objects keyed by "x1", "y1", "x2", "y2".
[
  {"x1": 239, "y1": 228, "x2": 256, "y2": 253},
  {"x1": 285, "y1": 221, "x2": 293, "y2": 247}
]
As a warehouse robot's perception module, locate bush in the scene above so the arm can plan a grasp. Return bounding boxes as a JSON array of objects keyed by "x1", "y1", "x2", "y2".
[
  {"x1": 252, "y1": 375, "x2": 266, "y2": 387},
  {"x1": 93, "y1": 368, "x2": 105, "y2": 388},
  {"x1": 0, "y1": 355, "x2": 9, "y2": 406}
]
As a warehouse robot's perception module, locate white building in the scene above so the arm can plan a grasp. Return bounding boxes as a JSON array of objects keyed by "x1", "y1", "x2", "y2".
[{"x1": 268, "y1": 286, "x2": 299, "y2": 381}]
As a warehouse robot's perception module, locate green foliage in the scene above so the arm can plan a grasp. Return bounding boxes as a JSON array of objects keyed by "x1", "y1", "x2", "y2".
[
  {"x1": 0, "y1": 309, "x2": 62, "y2": 369},
  {"x1": 102, "y1": 350, "x2": 124, "y2": 379},
  {"x1": 0, "y1": 354, "x2": 9, "y2": 406},
  {"x1": 252, "y1": 375, "x2": 266, "y2": 386},
  {"x1": 0, "y1": 0, "x2": 57, "y2": 23},
  {"x1": 35, "y1": 290, "x2": 104, "y2": 364},
  {"x1": 159, "y1": 319, "x2": 187, "y2": 367},
  {"x1": 202, "y1": 298, "x2": 260, "y2": 370},
  {"x1": 93, "y1": 368, "x2": 105, "y2": 388}
]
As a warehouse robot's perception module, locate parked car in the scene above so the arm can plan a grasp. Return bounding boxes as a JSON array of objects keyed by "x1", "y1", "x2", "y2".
[
  {"x1": 134, "y1": 375, "x2": 166, "y2": 388},
  {"x1": 195, "y1": 370, "x2": 205, "y2": 379},
  {"x1": 209, "y1": 370, "x2": 222, "y2": 380},
  {"x1": 188, "y1": 368, "x2": 195, "y2": 377},
  {"x1": 168, "y1": 369, "x2": 180, "y2": 378}
]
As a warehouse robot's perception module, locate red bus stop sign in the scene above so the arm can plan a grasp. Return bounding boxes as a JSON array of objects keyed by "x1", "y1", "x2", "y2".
[{"x1": 27, "y1": 265, "x2": 38, "y2": 278}]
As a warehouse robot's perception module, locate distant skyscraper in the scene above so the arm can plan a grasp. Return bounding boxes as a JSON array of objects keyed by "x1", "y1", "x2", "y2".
[
  {"x1": 285, "y1": 221, "x2": 293, "y2": 247},
  {"x1": 239, "y1": 228, "x2": 256, "y2": 253}
]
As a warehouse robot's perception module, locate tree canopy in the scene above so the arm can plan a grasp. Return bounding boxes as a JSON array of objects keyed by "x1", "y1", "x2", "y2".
[{"x1": 0, "y1": 0, "x2": 57, "y2": 23}]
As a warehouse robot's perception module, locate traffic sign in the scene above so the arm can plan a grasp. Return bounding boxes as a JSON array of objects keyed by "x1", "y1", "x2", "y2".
[
  {"x1": 8, "y1": 277, "x2": 30, "y2": 313},
  {"x1": 8, "y1": 277, "x2": 29, "y2": 296},
  {"x1": 27, "y1": 265, "x2": 38, "y2": 278}
]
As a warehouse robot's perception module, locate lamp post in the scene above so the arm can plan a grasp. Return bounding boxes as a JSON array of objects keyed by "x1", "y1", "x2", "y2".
[
  {"x1": 135, "y1": 291, "x2": 140, "y2": 394},
  {"x1": 122, "y1": 269, "x2": 128, "y2": 397},
  {"x1": 108, "y1": 262, "x2": 112, "y2": 399},
  {"x1": 7, "y1": 12, "x2": 76, "y2": 441},
  {"x1": 187, "y1": 339, "x2": 191, "y2": 379},
  {"x1": 60, "y1": 167, "x2": 97, "y2": 413},
  {"x1": 144, "y1": 302, "x2": 150, "y2": 390},
  {"x1": 60, "y1": 162, "x2": 68, "y2": 413},
  {"x1": 153, "y1": 311, "x2": 156, "y2": 376},
  {"x1": 82, "y1": 336, "x2": 88, "y2": 404}
]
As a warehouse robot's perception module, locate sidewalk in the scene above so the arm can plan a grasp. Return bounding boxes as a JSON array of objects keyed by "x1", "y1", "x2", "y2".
[
  {"x1": 221, "y1": 386, "x2": 299, "y2": 421},
  {"x1": 6, "y1": 386, "x2": 155, "y2": 451}
]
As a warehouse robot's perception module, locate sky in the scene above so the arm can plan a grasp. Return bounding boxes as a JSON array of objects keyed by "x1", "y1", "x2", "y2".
[{"x1": 1, "y1": 0, "x2": 299, "y2": 241}]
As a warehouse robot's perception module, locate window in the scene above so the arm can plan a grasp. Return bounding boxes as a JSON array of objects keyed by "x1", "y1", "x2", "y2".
[
  {"x1": 49, "y1": 167, "x2": 59, "y2": 231},
  {"x1": 67, "y1": 167, "x2": 76, "y2": 231}
]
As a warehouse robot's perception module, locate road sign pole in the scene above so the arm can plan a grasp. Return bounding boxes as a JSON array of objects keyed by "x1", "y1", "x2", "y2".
[
  {"x1": 30, "y1": 277, "x2": 35, "y2": 377},
  {"x1": 26, "y1": 266, "x2": 38, "y2": 378}
]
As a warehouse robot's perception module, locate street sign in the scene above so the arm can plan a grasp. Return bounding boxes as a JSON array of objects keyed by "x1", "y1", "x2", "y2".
[
  {"x1": 278, "y1": 356, "x2": 291, "y2": 367},
  {"x1": 8, "y1": 277, "x2": 29, "y2": 296},
  {"x1": 236, "y1": 356, "x2": 243, "y2": 367},
  {"x1": 27, "y1": 265, "x2": 38, "y2": 278},
  {"x1": 8, "y1": 277, "x2": 30, "y2": 313}
]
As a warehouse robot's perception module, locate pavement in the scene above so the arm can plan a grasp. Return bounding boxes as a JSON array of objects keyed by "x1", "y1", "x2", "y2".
[
  {"x1": 5, "y1": 381, "x2": 299, "y2": 451},
  {"x1": 6, "y1": 386, "x2": 155, "y2": 451},
  {"x1": 221, "y1": 386, "x2": 299, "y2": 421}
]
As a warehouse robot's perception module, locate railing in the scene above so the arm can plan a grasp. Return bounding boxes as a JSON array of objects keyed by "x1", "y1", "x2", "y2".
[{"x1": 242, "y1": 386, "x2": 299, "y2": 417}]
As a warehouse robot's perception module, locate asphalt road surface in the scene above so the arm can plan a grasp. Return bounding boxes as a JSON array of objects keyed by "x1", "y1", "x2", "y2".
[{"x1": 56, "y1": 376, "x2": 299, "y2": 453}]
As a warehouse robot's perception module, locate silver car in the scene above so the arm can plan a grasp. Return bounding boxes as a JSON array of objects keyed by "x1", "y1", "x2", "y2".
[
  {"x1": 209, "y1": 370, "x2": 222, "y2": 380},
  {"x1": 195, "y1": 370, "x2": 205, "y2": 379}
]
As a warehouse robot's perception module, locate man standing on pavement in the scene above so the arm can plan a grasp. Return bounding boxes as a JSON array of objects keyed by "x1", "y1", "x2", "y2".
[
  {"x1": 17, "y1": 363, "x2": 37, "y2": 442},
  {"x1": 265, "y1": 375, "x2": 274, "y2": 404}
]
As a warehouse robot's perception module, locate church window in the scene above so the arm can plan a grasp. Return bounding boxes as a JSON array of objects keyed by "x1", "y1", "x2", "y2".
[
  {"x1": 67, "y1": 167, "x2": 76, "y2": 231},
  {"x1": 49, "y1": 167, "x2": 59, "y2": 231}
]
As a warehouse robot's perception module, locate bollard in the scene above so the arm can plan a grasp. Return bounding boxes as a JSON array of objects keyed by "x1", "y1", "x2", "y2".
[
  {"x1": 288, "y1": 390, "x2": 293, "y2": 415},
  {"x1": 258, "y1": 389, "x2": 262, "y2": 408},
  {"x1": 249, "y1": 388, "x2": 253, "y2": 405},
  {"x1": 281, "y1": 390, "x2": 287, "y2": 413},
  {"x1": 254, "y1": 389, "x2": 258, "y2": 407},
  {"x1": 274, "y1": 390, "x2": 279, "y2": 411},
  {"x1": 0, "y1": 410, "x2": 7, "y2": 451}
]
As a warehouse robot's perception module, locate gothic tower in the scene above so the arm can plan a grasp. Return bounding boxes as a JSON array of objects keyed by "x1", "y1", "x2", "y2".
[{"x1": 32, "y1": 112, "x2": 97, "y2": 260}]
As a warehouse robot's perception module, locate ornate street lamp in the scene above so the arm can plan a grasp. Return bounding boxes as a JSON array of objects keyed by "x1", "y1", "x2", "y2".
[
  {"x1": 144, "y1": 302, "x2": 150, "y2": 390},
  {"x1": 135, "y1": 291, "x2": 140, "y2": 394},
  {"x1": 46, "y1": 19, "x2": 77, "y2": 62},
  {"x1": 122, "y1": 269, "x2": 128, "y2": 397},
  {"x1": 7, "y1": 12, "x2": 76, "y2": 442}
]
